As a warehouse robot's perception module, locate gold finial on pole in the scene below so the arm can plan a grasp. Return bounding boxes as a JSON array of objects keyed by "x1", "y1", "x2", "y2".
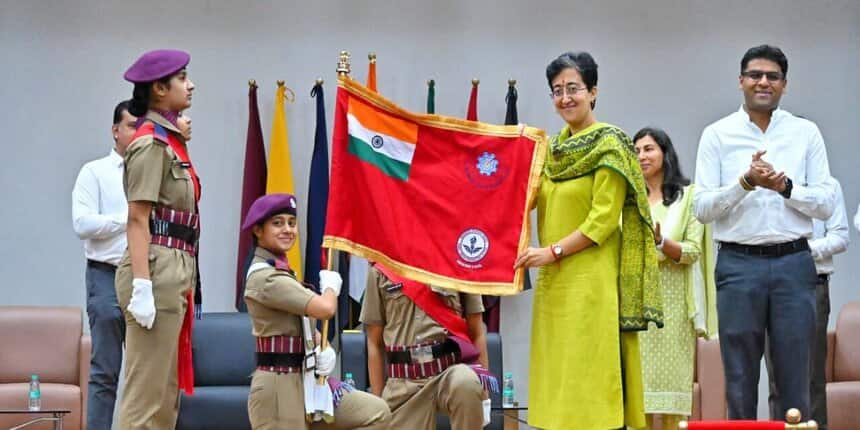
[
  {"x1": 248, "y1": 79, "x2": 257, "y2": 88},
  {"x1": 315, "y1": 78, "x2": 324, "y2": 86},
  {"x1": 368, "y1": 52, "x2": 376, "y2": 64},
  {"x1": 786, "y1": 408, "x2": 802, "y2": 424},
  {"x1": 471, "y1": 78, "x2": 480, "y2": 86},
  {"x1": 276, "y1": 80, "x2": 285, "y2": 87},
  {"x1": 337, "y1": 51, "x2": 351, "y2": 76},
  {"x1": 508, "y1": 79, "x2": 517, "y2": 87}
]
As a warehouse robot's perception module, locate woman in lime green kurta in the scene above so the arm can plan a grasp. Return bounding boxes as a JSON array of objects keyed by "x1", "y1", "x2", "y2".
[
  {"x1": 515, "y1": 52, "x2": 662, "y2": 430},
  {"x1": 633, "y1": 128, "x2": 717, "y2": 430}
]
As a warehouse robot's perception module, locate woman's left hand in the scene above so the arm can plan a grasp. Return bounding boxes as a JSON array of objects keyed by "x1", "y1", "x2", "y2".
[{"x1": 514, "y1": 247, "x2": 555, "y2": 268}]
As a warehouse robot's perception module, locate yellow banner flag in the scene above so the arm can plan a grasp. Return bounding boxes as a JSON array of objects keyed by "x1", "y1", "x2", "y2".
[{"x1": 266, "y1": 84, "x2": 303, "y2": 280}]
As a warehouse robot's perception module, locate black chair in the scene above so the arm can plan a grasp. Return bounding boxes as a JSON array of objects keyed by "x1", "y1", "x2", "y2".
[
  {"x1": 176, "y1": 312, "x2": 256, "y2": 430},
  {"x1": 340, "y1": 330, "x2": 504, "y2": 430}
]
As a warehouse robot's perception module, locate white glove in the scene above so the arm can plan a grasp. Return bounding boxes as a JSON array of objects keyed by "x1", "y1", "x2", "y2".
[
  {"x1": 319, "y1": 270, "x2": 342, "y2": 296},
  {"x1": 314, "y1": 346, "x2": 337, "y2": 377},
  {"x1": 128, "y1": 278, "x2": 156, "y2": 329},
  {"x1": 482, "y1": 398, "x2": 491, "y2": 427}
]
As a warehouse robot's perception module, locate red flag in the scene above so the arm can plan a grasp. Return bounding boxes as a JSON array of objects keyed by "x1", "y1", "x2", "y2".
[
  {"x1": 235, "y1": 83, "x2": 267, "y2": 310},
  {"x1": 466, "y1": 79, "x2": 478, "y2": 121},
  {"x1": 323, "y1": 77, "x2": 546, "y2": 295}
]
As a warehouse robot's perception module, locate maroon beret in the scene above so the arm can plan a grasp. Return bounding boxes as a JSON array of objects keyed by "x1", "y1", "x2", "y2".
[
  {"x1": 124, "y1": 49, "x2": 191, "y2": 83},
  {"x1": 242, "y1": 194, "x2": 298, "y2": 231}
]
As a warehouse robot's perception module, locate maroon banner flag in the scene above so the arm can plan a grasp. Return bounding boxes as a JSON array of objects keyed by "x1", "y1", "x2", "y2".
[{"x1": 235, "y1": 83, "x2": 267, "y2": 310}]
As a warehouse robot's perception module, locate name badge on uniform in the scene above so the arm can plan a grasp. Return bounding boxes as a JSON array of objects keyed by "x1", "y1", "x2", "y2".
[
  {"x1": 177, "y1": 161, "x2": 192, "y2": 168},
  {"x1": 385, "y1": 283, "x2": 403, "y2": 294}
]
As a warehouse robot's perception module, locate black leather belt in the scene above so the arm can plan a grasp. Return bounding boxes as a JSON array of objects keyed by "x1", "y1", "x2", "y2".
[
  {"x1": 386, "y1": 339, "x2": 459, "y2": 364},
  {"x1": 256, "y1": 352, "x2": 304, "y2": 368},
  {"x1": 719, "y1": 238, "x2": 809, "y2": 257},
  {"x1": 149, "y1": 218, "x2": 198, "y2": 245},
  {"x1": 87, "y1": 259, "x2": 117, "y2": 271}
]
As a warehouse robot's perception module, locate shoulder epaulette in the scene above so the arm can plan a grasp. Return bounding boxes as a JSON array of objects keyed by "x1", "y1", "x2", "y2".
[{"x1": 151, "y1": 123, "x2": 170, "y2": 145}]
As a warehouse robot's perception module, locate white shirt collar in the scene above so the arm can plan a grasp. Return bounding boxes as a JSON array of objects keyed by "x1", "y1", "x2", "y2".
[
  {"x1": 108, "y1": 148, "x2": 123, "y2": 167},
  {"x1": 736, "y1": 105, "x2": 790, "y2": 132}
]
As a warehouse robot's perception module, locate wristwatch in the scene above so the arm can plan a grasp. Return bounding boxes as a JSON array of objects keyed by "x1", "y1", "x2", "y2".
[
  {"x1": 779, "y1": 177, "x2": 793, "y2": 199},
  {"x1": 550, "y1": 243, "x2": 564, "y2": 260}
]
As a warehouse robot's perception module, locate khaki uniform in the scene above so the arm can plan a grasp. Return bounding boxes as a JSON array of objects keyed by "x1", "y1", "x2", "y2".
[
  {"x1": 115, "y1": 111, "x2": 197, "y2": 429},
  {"x1": 245, "y1": 247, "x2": 391, "y2": 430},
  {"x1": 360, "y1": 266, "x2": 485, "y2": 430}
]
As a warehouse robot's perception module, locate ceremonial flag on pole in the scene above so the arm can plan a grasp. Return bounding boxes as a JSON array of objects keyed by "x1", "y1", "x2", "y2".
[
  {"x1": 483, "y1": 80, "x2": 530, "y2": 331},
  {"x1": 324, "y1": 77, "x2": 546, "y2": 295},
  {"x1": 267, "y1": 83, "x2": 303, "y2": 280},
  {"x1": 235, "y1": 82, "x2": 267, "y2": 311},
  {"x1": 505, "y1": 81, "x2": 518, "y2": 125},
  {"x1": 426, "y1": 79, "x2": 435, "y2": 114},
  {"x1": 367, "y1": 54, "x2": 377, "y2": 92},
  {"x1": 503, "y1": 81, "x2": 532, "y2": 297},
  {"x1": 466, "y1": 79, "x2": 478, "y2": 121},
  {"x1": 344, "y1": 60, "x2": 381, "y2": 304},
  {"x1": 304, "y1": 82, "x2": 329, "y2": 291}
]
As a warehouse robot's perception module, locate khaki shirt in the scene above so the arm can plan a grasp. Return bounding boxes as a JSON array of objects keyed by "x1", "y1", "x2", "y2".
[
  {"x1": 359, "y1": 266, "x2": 484, "y2": 347},
  {"x1": 117, "y1": 111, "x2": 197, "y2": 310},
  {"x1": 124, "y1": 111, "x2": 196, "y2": 213},
  {"x1": 244, "y1": 247, "x2": 316, "y2": 338}
]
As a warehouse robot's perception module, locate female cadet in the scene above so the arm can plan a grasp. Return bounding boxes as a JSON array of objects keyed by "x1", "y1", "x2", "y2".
[
  {"x1": 115, "y1": 49, "x2": 201, "y2": 429},
  {"x1": 242, "y1": 193, "x2": 391, "y2": 429}
]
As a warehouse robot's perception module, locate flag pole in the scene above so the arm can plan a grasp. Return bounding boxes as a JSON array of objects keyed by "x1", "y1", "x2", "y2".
[{"x1": 318, "y1": 50, "x2": 350, "y2": 384}]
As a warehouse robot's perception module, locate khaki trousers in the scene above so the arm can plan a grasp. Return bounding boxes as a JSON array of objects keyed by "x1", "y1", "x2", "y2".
[
  {"x1": 382, "y1": 363, "x2": 484, "y2": 430},
  {"x1": 115, "y1": 246, "x2": 195, "y2": 430},
  {"x1": 248, "y1": 370, "x2": 391, "y2": 429}
]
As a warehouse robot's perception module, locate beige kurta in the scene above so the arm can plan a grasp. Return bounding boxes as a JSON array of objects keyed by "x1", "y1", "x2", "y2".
[{"x1": 639, "y1": 186, "x2": 704, "y2": 417}]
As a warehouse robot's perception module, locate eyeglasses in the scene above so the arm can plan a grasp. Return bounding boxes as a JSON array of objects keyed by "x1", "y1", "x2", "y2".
[
  {"x1": 741, "y1": 70, "x2": 784, "y2": 83},
  {"x1": 550, "y1": 83, "x2": 588, "y2": 99}
]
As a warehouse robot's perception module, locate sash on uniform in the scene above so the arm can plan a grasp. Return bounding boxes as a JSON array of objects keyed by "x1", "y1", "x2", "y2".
[
  {"x1": 132, "y1": 120, "x2": 201, "y2": 395},
  {"x1": 374, "y1": 263, "x2": 497, "y2": 392}
]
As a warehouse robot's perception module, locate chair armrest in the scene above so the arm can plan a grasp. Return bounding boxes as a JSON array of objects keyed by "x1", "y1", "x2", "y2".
[
  {"x1": 80, "y1": 333, "x2": 91, "y2": 430},
  {"x1": 696, "y1": 338, "x2": 726, "y2": 420}
]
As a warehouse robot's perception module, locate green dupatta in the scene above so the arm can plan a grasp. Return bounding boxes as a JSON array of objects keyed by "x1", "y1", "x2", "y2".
[{"x1": 544, "y1": 123, "x2": 663, "y2": 331}]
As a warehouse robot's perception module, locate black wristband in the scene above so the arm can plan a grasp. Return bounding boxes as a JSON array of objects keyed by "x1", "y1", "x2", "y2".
[{"x1": 779, "y1": 177, "x2": 793, "y2": 199}]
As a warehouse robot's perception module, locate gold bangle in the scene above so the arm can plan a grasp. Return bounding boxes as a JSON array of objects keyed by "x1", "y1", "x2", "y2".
[{"x1": 739, "y1": 174, "x2": 754, "y2": 191}]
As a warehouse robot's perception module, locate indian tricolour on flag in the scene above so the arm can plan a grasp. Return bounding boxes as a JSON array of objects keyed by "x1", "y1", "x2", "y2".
[
  {"x1": 347, "y1": 99, "x2": 417, "y2": 181},
  {"x1": 324, "y1": 76, "x2": 546, "y2": 296}
]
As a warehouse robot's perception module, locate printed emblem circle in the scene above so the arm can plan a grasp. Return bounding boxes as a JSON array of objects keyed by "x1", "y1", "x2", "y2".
[
  {"x1": 371, "y1": 135, "x2": 384, "y2": 149},
  {"x1": 457, "y1": 229, "x2": 490, "y2": 263}
]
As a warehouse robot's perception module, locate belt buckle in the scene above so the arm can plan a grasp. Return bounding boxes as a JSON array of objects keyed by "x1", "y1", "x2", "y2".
[{"x1": 412, "y1": 345, "x2": 434, "y2": 364}]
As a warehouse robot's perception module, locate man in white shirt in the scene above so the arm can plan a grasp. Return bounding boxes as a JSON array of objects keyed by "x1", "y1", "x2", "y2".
[
  {"x1": 766, "y1": 178, "x2": 848, "y2": 429},
  {"x1": 693, "y1": 45, "x2": 835, "y2": 420},
  {"x1": 72, "y1": 100, "x2": 136, "y2": 430}
]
